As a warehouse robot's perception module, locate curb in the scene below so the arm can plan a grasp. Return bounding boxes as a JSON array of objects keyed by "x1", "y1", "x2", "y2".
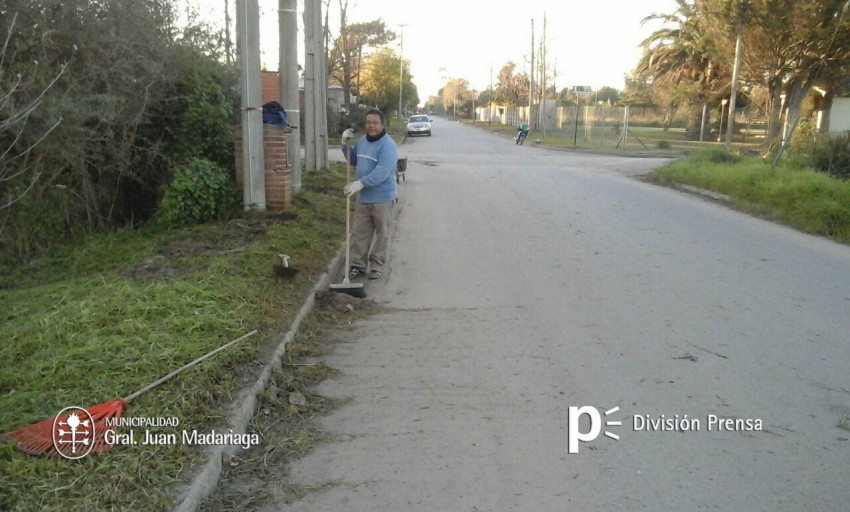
[
  {"x1": 672, "y1": 184, "x2": 732, "y2": 203},
  {"x1": 173, "y1": 246, "x2": 346, "y2": 512}
]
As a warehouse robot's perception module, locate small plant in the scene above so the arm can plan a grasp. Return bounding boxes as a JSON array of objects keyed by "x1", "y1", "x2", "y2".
[
  {"x1": 158, "y1": 157, "x2": 238, "y2": 227},
  {"x1": 839, "y1": 414, "x2": 850, "y2": 432},
  {"x1": 657, "y1": 140, "x2": 672, "y2": 150},
  {"x1": 691, "y1": 148, "x2": 742, "y2": 164}
]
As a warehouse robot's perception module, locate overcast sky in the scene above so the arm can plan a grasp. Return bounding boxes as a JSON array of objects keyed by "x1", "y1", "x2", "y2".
[{"x1": 192, "y1": 0, "x2": 681, "y2": 104}]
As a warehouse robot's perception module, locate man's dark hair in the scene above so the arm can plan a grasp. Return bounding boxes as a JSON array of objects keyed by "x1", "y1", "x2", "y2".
[{"x1": 365, "y1": 108, "x2": 386, "y2": 125}]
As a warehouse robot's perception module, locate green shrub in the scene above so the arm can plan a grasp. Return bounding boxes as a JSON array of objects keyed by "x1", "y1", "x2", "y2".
[
  {"x1": 690, "y1": 148, "x2": 742, "y2": 164},
  {"x1": 657, "y1": 140, "x2": 672, "y2": 150},
  {"x1": 175, "y1": 72, "x2": 238, "y2": 169},
  {"x1": 335, "y1": 104, "x2": 370, "y2": 136},
  {"x1": 158, "y1": 158, "x2": 238, "y2": 227},
  {"x1": 789, "y1": 118, "x2": 819, "y2": 157},
  {"x1": 809, "y1": 131, "x2": 850, "y2": 180}
]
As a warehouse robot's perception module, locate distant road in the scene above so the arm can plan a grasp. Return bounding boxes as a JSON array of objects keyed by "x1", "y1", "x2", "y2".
[{"x1": 279, "y1": 117, "x2": 850, "y2": 511}]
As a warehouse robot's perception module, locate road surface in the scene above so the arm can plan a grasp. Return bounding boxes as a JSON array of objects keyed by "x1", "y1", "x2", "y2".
[{"x1": 276, "y1": 119, "x2": 850, "y2": 510}]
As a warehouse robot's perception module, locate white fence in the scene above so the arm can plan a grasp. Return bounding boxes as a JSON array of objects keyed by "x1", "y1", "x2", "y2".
[{"x1": 476, "y1": 103, "x2": 667, "y2": 133}]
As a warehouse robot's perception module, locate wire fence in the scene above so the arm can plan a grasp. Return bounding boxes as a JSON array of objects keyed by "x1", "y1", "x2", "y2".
[{"x1": 476, "y1": 103, "x2": 770, "y2": 148}]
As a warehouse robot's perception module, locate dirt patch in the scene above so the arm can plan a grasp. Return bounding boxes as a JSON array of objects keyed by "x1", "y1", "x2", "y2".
[
  {"x1": 157, "y1": 220, "x2": 269, "y2": 259},
  {"x1": 121, "y1": 215, "x2": 300, "y2": 280},
  {"x1": 314, "y1": 290, "x2": 377, "y2": 315}
]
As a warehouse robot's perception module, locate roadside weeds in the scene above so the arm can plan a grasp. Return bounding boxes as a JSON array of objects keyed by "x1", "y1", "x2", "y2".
[{"x1": 0, "y1": 166, "x2": 349, "y2": 511}]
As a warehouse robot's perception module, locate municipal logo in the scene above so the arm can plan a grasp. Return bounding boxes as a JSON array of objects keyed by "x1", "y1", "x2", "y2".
[{"x1": 52, "y1": 406, "x2": 95, "y2": 459}]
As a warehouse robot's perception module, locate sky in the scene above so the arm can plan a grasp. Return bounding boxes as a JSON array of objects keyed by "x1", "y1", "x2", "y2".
[{"x1": 191, "y1": 0, "x2": 681, "y2": 105}]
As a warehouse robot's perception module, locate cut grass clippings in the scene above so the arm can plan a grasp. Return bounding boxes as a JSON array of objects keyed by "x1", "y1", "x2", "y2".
[
  {"x1": 650, "y1": 150, "x2": 850, "y2": 244},
  {"x1": 0, "y1": 164, "x2": 349, "y2": 511}
]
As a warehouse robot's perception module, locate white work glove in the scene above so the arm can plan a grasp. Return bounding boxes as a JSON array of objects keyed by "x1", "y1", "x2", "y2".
[
  {"x1": 341, "y1": 128, "x2": 354, "y2": 144},
  {"x1": 343, "y1": 180, "x2": 364, "y2": 197}
]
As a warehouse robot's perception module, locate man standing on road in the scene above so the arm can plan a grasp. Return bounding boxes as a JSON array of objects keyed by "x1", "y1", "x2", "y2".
[{"x1": 341, "y1": 108, "x2": 398, "y2": 280}]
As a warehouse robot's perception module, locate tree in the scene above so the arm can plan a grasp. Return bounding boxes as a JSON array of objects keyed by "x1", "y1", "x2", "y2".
[
  {"x1": 633, "y1": 0, "x2": 850, "y2": 150},
  {"x1": 440, "y1": 78, "x2": 471, "y2": 116},
  {"x1": 596, "y1": 86, "x2": 621, "y2": 106},
  {"x1": 326, "y1": 1, "x2": 396, "y2": 110},
  {"x1": 359, "y1": 49, "x2": 418, "y2": 120},
  {"x1": 425, "y1": 95, "x2": 442, "y2": 114},
  {"x1": 0, "y1": 0, "x2": 238, "y2": 264},
  {"x1": 632, "y1": 0, "x2": 729, "y2": 140},
  {"x1": 0, "y1": 12, "x2": 68, "y2": 222},
  {"x1": 715, "y1": 0, "x2": 850, "y2": 151},
  {"x1": 494, "y1": 61, "x2": 530, "y2": 106}
]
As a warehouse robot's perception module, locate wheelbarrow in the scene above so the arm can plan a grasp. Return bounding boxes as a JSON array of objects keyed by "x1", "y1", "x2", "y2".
[{"x1": 396, "y1": 157, "x2": 407, "y2": 184}]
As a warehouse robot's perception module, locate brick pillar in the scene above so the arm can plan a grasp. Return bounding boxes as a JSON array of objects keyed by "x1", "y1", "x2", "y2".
[{"x1": 234, "y1": 124, "x2": 292, "y2": 212}]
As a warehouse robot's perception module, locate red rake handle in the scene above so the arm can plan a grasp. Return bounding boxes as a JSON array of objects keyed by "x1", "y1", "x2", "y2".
[{"x1": 123, "y1": 329, "x2": 258, "y2": 403}]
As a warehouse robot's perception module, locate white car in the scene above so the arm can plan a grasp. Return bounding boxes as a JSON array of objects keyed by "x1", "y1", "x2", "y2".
[{"x1": 406, "y1": 115, "x2": 432, "y2": 137}]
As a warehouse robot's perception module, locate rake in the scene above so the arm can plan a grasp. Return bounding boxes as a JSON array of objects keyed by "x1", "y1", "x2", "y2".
[{"x1": 1, "y1": 329, "x2": 257, "y2": 457}]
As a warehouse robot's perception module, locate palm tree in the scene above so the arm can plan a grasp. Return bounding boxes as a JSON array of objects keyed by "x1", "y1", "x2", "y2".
[{"x1": 632, "y1": 0, "x2": 729, "y2": 140}]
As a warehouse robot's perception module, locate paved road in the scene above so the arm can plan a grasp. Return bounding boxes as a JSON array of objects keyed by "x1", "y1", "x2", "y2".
[{"x1": 277, "y1": 119, "x2": 850, "y2": 510}]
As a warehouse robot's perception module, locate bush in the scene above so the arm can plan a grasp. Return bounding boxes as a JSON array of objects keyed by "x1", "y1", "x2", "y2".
[
  {"x1": 176, "y1": 72, "x2": 238, "y2": 170},
  {"x1": 334, "y1": 104, "x2": 370, "y2": 137},
  {"x1": 809, "y1": 131, "x2": 850, "y2": 180},
  {"x1": 657, "y1": 140, "x2": 672, "y2": 150},
  {"x1": 690, "y1": 148, "x2": 742, "y2": 164},
  {"x1": 789, "y1": 118, "x2": 819, "y2": 156},
  {"x1": 158, "y1": 157, "x2": 238, "y2": 227}
]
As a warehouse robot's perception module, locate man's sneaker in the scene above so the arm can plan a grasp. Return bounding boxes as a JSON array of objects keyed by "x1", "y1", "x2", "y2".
[
  {"x1": 348, "y1": 266, "x2": 365, "y2": 279},
  {"x1": 368, "y1": 270, "x2": 383, "y2": 280}
]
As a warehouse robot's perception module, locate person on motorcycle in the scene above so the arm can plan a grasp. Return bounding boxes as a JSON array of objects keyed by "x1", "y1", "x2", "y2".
[{"x1": 516, "y1": 122, "x2": 530, "y2": 144}]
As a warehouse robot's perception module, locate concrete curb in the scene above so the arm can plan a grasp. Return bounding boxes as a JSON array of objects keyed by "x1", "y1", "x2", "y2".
[
  {"x1": 173, "y1": 246, "x2": 346, "y2": 512},
  {"x1": 673, "y1": 184, "x2": 732, "y2": 203}
]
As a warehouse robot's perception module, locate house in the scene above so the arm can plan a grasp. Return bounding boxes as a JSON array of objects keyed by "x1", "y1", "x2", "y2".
[{"x1": 825, "y1": 97, "x2": 850, "y2": 134}]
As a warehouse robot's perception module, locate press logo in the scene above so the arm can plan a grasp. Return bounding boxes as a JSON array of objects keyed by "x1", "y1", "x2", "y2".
[
  {"x1": 52, "y1": 406, "x2": 95, "y2": 460},
  {"x1": 567, "y1": 406, "x2": 622, "y2": 453}
]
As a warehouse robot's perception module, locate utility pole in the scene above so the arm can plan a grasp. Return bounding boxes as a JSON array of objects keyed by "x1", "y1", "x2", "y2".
[
  {"x1": 398, "y1": 24, "x2": 407, "y2": 122},
  {"x1": 237, "y1": 0, "x2": 265, "y2": 210},
  {"x1": 279, "y1": 0, "x2": 301, "y2": 193},
  {"x1": 725, "y1": 1, "x2": 747, "y2": 150},
  {"x1": 224, "y1": 0, "x2": 232, "y2": 65},
  {"x1": 541, "y1": 13, "x2": 546, "y2": 138},
  {"x1": 489, "y1": 63, "x2": 493, "y2": 125},
  {"x1": 725, "y1": 35, "x2": 742, "y2": 150},
  {"x1": 303, "y1": 0, "x2": 328, "y2": 172},
  {"x1": 529, "y1": 18, "x2": 535, "y2": 128}
]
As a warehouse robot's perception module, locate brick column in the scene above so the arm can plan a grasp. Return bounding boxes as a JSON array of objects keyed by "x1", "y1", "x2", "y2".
[{"x1": 234, "y1": 124, "x2": 292, "y2": 212}]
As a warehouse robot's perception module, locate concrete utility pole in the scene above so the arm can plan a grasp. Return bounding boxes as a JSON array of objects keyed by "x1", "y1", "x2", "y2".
[
  {"x1": 489, "y1": 63, "x2": 493, "y2": 125},
  {"x1": 398, "y1": 24, "x2": 407, "y2": 121},
  {"x1": 540, "y1": 13, "x2": 546, "y2": 138},
  {"x1": 224, "y1": 0, "x2": 232, "y2": 65},
  {"x1": 279, "y1": 0, "x2": 301, "y2": 193},
  {"x1": 725, "y1": 28, "x2": 743, "y2": 151},
  {"x1": 303, "y1": 0, "x2": 328, "y2": 172},
  {"x1": 529, "y1": 18, "x2": 535, "y2": 128},
  {"x1": 237, "y1": 0, "x2": 265, "y2": 210}
]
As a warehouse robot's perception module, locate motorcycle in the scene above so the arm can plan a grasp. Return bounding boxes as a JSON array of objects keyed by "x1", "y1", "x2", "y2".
[{"x1": 515, "y1": 128, "x2": 529, "y2": 145}]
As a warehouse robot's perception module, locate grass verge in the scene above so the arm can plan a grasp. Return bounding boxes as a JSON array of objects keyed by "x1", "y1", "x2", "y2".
[
  {"x1": 0, "y1": 164, "x2": 348, "y2": 511},
  {"x1": 650, "y1": 150, "x2": 850, "y2": 244}
]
